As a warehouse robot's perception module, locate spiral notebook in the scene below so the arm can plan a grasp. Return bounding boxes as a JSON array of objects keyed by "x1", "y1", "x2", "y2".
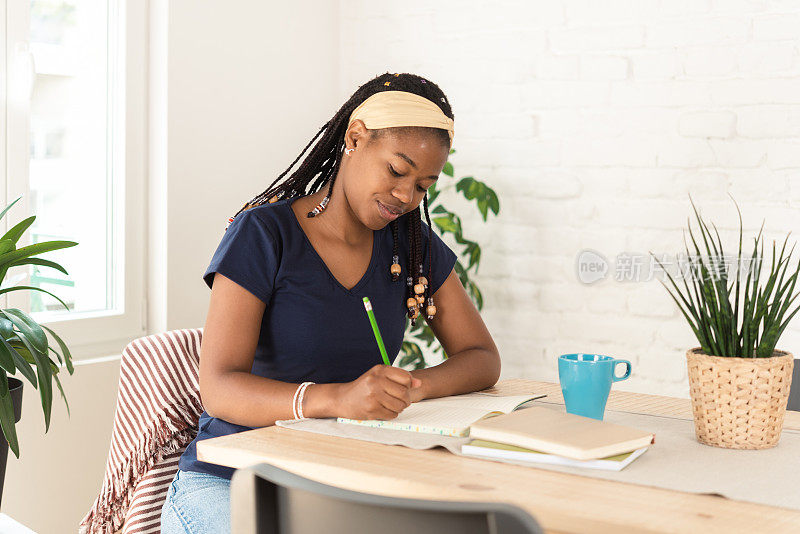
[{"x1": 336, "y1": 391, "x2": 546, "y2": 437}]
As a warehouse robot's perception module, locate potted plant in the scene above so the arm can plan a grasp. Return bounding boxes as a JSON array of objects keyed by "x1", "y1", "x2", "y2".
[
  {"x1": 0, "y1": 196, "x2": 77, "y2": 507},
  {"x1": 652, "y1": 196, "x2": 797, "y2": 450}
]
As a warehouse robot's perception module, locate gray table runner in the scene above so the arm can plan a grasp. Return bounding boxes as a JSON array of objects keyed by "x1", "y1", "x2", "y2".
[{"x1": 276, "y1": 404, "x2": 800, "y2": 511}]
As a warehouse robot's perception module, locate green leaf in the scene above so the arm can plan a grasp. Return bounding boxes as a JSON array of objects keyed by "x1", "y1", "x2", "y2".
[
  {"x1": 0, "y1": 286, "x2": 70, "y2": 311},
  {"x1": 0, "y1": 240, "x2": 78, "y2": 268},
  {"x1": 47, "y1": 346, "x2": 63, "y2": 367},
  {"x1": 456, "y1": 177, "x2": 477, "y2": 199},
  {"x1": 0, "y1": 338, "x2": 16, "y2": 376},
  {"x1": 0, "y1": 369, "x2": 19, "y2": 458},
  {"x1": 0, "y1": 196, "x2": 22, "y2": 224},
  {"x1": 0, "y1": 239, "x2": 14, "y2": 256},
  {"x1": 8, "y1": 258, "x2": 69, "y2": 276},
  {"x1": 1, "y1": 215, "x2": 35, "y2": 246},
  {"x1": 398, "y1": 341, "x2": 424, "y2": 369},
  {"x1": 2, "y1": 309, "x2": 48, "y2": 354},
  {"x1": 3, "y1": 310, "x2": 52, "y2": 430},
  {"x1": 427, "y1": 182, "x2": 441, "y2": 205},
  {"x1": 41, "y1": 325, "x2": 73, "y2": 375},
  {"x1": 413, "y1": 325, "x2": 435, "y2": 347},
  {"x1": 454, "y1": 260, "x2": 470, "y2": 288},
  {"x1": 477, "y1": 198, "x2": 488, "y2": 221},
  {"x1": 460, "y1": 241, "x2": 481, "y2": 271},
  {"x1": 29, "y1": 345, "x2": 53, "y2": 431},
  {"x1": 442, "y1": 162, "x2": 454, "y2": 177},
  {"x1": 0, "y1": 318, "x2": 13, "y2": 339},
  {"x1": 433, "y1": 215, "x2": 459, "y2": 235},
  {"x1": 468, "y1": 281, "x2": 484, "y2": 310},
  {"x1": 487, "y1": 190, "x2": 500, "y2": 216},
  {"x1": 2, "y1": 338, "x2": 37, "y2": 386}
]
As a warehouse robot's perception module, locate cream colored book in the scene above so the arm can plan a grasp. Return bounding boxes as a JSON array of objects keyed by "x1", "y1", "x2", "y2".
[
  {"x1": 469, "y1": 406, "x2": 655, "y2": 460},
  {"x1": 461, "y1": 439, "x2": 649, "y2": 471},
  {"x1": 336, "y1": 392, "x2": 546, "y2": 437}
]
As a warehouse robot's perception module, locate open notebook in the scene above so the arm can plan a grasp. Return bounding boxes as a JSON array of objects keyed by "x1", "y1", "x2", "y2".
[{"x1": 336, "y1": 391, "x2": 546, "y2": 437}]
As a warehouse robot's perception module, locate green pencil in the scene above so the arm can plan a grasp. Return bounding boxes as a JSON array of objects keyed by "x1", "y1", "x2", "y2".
[{"x1": 362, "y1": 296, "x2": 390, "y2": 365}]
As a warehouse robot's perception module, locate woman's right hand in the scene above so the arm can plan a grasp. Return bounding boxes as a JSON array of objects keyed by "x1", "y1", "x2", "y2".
[{"x1": 334, "y1": 364, "x2": 422, "y2": 420}]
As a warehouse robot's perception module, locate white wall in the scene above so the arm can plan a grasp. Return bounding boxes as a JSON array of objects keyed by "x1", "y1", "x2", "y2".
[
  {"x1": 340, "y1": 0, "x2": 800, "y2": 397},
  {"x1": 155, "y1": 0, "x2": 341, "y2": 334}
]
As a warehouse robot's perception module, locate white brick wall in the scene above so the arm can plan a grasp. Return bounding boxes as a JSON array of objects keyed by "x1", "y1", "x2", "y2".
[{"x1": 339, "y1": 1, "x2": 800, "y2": 398}]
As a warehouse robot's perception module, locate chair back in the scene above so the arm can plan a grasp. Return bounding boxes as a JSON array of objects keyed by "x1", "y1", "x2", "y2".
[
  {"x1": 789, "y1": 359, "x2": 799, "y2": 411},
  {"x1": 231, "y1": 463, "x2": 544, "y2": 534},
  {"x1": 79, "y1": 328, "x2": 205, "y2": 534}
]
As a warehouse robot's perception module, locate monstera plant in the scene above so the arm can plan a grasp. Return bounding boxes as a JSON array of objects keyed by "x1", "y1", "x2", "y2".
[
  {"x1": 0, "y1": 196, "x2": 77, "y2": 476},
  {"x1": 397, "y1": 148, "x2": 501, "y2": 369}
]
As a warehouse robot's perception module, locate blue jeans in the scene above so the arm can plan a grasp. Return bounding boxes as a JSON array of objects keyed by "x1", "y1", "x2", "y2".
[{"x1": 160, "y1": 468, "x2": 231, "y2": 534}]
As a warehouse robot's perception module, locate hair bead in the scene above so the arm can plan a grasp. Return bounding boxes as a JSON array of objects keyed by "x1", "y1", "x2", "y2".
[{"x1": 390, "y1": 253, "x2": 401, "y2": 279}]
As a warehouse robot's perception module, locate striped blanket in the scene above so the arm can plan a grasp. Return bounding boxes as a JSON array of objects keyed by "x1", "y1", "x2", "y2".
[{"x1": 79, "y1": 329, "x2": 205, "y2": 534}]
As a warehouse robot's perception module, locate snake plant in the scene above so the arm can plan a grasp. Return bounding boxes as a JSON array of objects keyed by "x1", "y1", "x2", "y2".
[
  {"x1": 652, "y1": 195, "x2": 800, "y2": 358},
  {"x1": 0, "y1": 196, "x2": 77, "y2": 457},
  {"x1": 398, "y1": 148, "x2": 501, "y2": 369}
]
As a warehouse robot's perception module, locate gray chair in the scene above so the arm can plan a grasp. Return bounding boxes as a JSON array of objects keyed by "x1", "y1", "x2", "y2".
[
  {"x1": 231, "y1": 463, "x2": 544, "y2": 534},
  {"x1": 788, "y1": 359, "x2": 800, "y2": 411}
]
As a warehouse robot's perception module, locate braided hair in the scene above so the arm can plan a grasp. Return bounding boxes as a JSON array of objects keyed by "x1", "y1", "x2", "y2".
[{"x1": 228, "y1": 72, "x2": 454, "y2": 326}]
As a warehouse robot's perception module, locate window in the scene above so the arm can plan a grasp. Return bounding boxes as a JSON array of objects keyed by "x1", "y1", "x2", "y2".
[{"x1": 3, "y1": 0, "x2": 146, "y2": 359}]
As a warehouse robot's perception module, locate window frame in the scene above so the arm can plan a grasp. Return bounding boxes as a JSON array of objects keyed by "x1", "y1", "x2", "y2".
[{"x1": 2, "y1": 0, "x2": 147, "y2": 360}]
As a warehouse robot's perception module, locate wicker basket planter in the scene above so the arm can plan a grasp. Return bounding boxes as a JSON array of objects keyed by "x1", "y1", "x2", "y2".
[{"x1": 686, "y1": 347, "x2": 794, "y2": 449}]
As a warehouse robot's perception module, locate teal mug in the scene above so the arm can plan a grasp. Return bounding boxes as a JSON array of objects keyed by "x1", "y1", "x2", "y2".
[{"x1": 558, "y1": 353, "x2": 632, "y2": 420}]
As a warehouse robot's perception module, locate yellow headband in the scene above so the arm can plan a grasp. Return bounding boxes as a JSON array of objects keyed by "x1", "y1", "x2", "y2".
[{"x1": 347, "y1": 90, "x2": 455, "y2": 147}]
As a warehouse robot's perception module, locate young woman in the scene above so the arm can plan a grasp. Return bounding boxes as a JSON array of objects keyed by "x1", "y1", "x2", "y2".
[{"x1": 160, "y1": 72, "x2": 501, "y2": 533}]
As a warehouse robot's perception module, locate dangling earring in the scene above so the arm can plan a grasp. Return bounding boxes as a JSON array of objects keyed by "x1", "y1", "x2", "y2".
[
  {"x1": 309, "y1": 146, "x2": 349, "y2": 217},
  {"x1": 390, "y1": 255, "x2": 401, "y2": 281},
  {"x1": 306, "y1": 194, "x2": 329, "y2": 218}
]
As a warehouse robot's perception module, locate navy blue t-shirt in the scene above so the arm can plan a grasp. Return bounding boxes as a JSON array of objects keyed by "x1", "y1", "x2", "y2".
[{"x1": 178, "y1": 196, "x2": 458, "y2": 479}]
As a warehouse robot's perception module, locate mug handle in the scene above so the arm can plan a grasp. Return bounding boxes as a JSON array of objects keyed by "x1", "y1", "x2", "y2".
[{"x1": 612, "y1": 359, "x2": 632, "y2": 381}]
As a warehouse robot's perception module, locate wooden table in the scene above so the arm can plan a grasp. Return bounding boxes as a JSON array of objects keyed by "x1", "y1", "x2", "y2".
[{"x1": 197, "y1": 379, "x2": 800, "y2": 533}]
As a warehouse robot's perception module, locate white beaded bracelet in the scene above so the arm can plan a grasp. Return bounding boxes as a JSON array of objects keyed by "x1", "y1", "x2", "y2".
[
  {"x1": 293, "y1": 381, "x2": 314, "y2": 420},
  {"x1": 291, "y1": 383, "x2": 303, "y2": 420}
]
